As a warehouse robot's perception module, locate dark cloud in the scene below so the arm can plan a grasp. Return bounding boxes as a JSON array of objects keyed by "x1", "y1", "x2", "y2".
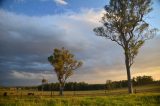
[{"x1": 0, "y1": 9, "x2": 160, "y2": 86}]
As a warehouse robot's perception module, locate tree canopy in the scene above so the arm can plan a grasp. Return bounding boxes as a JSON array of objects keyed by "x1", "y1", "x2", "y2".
[{"x1": 48, "y1": 47, "x2": 82, "y2": 95}]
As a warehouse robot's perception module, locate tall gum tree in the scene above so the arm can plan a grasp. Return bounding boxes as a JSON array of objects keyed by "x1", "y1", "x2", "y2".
[
  {"x1": 94, "y1": 0, "x2": 156, "y2": 93},
  {"x1": 48, "y1": 47, "x2": 82, "y2": 96}
]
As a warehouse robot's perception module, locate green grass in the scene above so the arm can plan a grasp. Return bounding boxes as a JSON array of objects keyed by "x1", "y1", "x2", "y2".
[
  {"x1": 0, "y1": 84, "x2": 160, "y2": 106},
  {"x1": 0, "y1": 93, "x2": 160, "y2": 106}
]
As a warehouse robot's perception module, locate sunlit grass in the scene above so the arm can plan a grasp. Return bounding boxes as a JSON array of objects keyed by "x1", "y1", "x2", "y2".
[
  {"x1": 0, "y1": 93, "x2": 160, "y2": 106},
  {"x1": 0, "y1": 84, "x2": 160, "y2": 106}
]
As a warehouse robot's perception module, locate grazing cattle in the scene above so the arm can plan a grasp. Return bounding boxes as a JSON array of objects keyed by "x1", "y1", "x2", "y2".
[
  {"x1": 28, "y1": 93, "x2": 34, "y2": 96},
  {"x1": 3, "y1": 92, "x2": 7, "y2": 96}
]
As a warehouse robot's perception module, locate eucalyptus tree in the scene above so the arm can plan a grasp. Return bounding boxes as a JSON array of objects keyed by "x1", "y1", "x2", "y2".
[
  {"x1": 48, "y1": 47, "x2": 82, "y2": 96},
  {"x1": 94, "y1": 0, "x2": 156, "y2": 93}
]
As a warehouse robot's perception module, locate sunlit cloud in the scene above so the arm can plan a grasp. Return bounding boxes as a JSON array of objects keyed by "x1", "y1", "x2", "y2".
[
  {"x1": 11, "y1": 70, "x2": 54, "y2": 80},
  {"x1": 54, "y1": 0, "x2": 68, "y2": 5}
]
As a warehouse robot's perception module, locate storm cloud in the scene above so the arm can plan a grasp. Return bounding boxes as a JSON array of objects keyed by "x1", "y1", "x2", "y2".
[{"x1": 0, "y1": 8, "x2": 160, "y2": 86}]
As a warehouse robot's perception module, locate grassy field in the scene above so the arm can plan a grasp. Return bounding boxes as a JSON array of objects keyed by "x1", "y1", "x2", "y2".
[
  {"x1": 0, "y1": 84, "x2": 159, "y2": 96},
  {"x1": 0, "y1": 93, "x2": 160, "y2": 106},
  {"x1": 0, "y1": 84, "x2": 160, "y2": 106}
]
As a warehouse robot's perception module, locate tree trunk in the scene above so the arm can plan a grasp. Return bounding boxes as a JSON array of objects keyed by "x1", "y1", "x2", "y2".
[
  {"x1": 59, "y1": 84, "x2": 64, "y2": 96},
  {"x1": 125, "y1": 52, "x2": 133, "y2": 94}
]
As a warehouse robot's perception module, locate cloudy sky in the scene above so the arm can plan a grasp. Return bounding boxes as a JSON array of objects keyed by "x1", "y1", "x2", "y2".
[{"x1": 0, "y1": 0, "x2": 160, "y2": 86}]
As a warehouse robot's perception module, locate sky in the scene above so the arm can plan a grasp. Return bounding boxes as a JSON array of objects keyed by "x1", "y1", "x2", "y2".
[{"x1": 0, "y1": 0, "x2": 160, "y2": 86}]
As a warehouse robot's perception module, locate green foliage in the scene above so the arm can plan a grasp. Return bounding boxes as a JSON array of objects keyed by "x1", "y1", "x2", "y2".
[
  {"x1": 48, "y1": 47, "x2": 82, "y2": 95},
  {"x1": 94, "y1": 0, "x2": 156, "y2": 67},
  {"x1": 133, "y1": 75, "x2": 154, "y2": 85},
  {"x1": 48, "y1": 47, "x2": 82, "y2": 81}
]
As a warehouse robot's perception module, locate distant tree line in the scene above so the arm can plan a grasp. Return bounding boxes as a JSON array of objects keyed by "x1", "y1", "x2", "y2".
[
  {"x1": 105, "y1": 76, "x2": 155, "y2": 90},
  {"x1": 37, "y1": 75, "x2": 159, "y2": 91},
  {"x1": 133, "y1": 75, "x2": 154, "y2": 86},
  {"x1": 37, "y1": 82, "x2": 105, "y2": 91}
]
